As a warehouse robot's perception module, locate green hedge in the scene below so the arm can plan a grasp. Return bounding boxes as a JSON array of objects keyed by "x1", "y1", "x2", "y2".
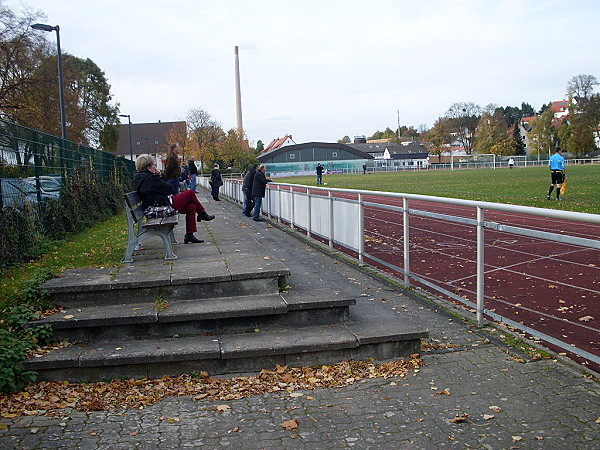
[{"x1": 0, "y1": 166, "x2": 126, "y2": 269}]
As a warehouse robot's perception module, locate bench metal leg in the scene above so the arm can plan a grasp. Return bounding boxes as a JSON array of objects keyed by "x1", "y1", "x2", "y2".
[{"x1": 159, "y1": 232, "x2": 177, "y2": 260}]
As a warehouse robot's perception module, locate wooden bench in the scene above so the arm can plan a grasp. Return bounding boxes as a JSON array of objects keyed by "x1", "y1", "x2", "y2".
[{"x1": 122, "y1": 191, "x2": 179, "y2": 263}]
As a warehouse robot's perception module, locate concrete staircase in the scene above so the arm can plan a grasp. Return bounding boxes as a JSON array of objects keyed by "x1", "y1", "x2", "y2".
[{"x1": 23, "y1": 208, "x2": 427, "y2": 383}]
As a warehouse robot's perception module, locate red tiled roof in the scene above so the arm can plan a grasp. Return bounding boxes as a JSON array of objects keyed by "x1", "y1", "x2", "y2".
[
  {"x1": 551, "y1": 101, "x2": 569, "y2": 112},
  {"x1": 261, "y1": 136, "x2": 291, "y2": 154}
]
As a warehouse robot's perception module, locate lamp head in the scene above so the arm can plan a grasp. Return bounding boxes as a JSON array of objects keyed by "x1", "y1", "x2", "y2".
[{"x1": 31, "y1": 23, "x2": 56, "y2": 32}]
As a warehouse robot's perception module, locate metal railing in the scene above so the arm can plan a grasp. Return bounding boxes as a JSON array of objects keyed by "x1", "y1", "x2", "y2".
[{"x1": 203, "y1": 176, "x2": 600, "y2": 367}]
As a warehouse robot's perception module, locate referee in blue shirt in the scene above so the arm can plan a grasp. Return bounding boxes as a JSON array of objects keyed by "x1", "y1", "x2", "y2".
[{"x1": 548, "y1": 147, "x2": 565, "y2": 200}]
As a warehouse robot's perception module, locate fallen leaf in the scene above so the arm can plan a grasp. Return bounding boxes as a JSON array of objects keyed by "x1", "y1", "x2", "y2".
[
  {"x1": 263, "y1": 256, "x2": 271, "y2": 260},
  {"x1": 483, "y1": 414, "x2": 495, "y2": 420},
  {"x1": 216, "y1": 405, "x2": 231, "y2": 413},
  {"x1": 578, "y1": 316, "x2": 594, "y2": 322},
  {"x1": 512, "y1": 436, "x2": 522, "y2": 442},
  {"x1": 63, "y1": 315, "x2": 74, "y2": 319},
  {"x1": 535, "y1": 436, "x2": 544, "y2": 440},
  {"x1": 228, "y1": 427, "x2": 241, "y2": 433},
  {"x1": 281, "y1": 419, "x2": 299, "y2": 430},
  {"x1": 489, "y1": 405, "x2": 502, "y2": 412},
  {"x1": 289, "y1": 392, "x2": 303, "y2": 398},
  {"x1": 438, "y1": 389, "x2": 451, "y2": 396},
  {"x1": 449, "y1": 413, "x2": 469, "y2": 423}
]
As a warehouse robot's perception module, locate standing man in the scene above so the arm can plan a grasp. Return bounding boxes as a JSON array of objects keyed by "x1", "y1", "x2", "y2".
[
  {"x1": 164, "y1": 143, "x2": 181, "y2": 196},
  {"x1": 252, "y1": 164, "x2": 272, "y2": 222},
  {"x1": 210, "y1": 164, "x2": 222, "y2": 201},
  {"x1": 316, "y1": 163, "x2": 324, "y2": 185},
  {"x1": 242, "y1": 163, "x2": 258, "y2": 217},
  {"x1": 548, "y1": 148, "x2": 565, "y2": 200},
  {"x1": 363, "y1": 163, "x2": 367, "y2": 174},
  {"x1": 508, "y1": 157, "x2": 515, "y2": 169},
  {"x1": 188, "y1": 157, "x2": 198, "y2": 192}
]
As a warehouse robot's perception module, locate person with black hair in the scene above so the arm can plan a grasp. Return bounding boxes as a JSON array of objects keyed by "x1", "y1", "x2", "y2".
[{"x1": 548, "y1": 148, "x2": 566, "y2": 200}]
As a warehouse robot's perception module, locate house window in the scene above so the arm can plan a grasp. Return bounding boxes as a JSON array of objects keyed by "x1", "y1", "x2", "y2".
[
  {"x1": 289, "y1": 154, "x2": 295, "y2": 160},
  {"x1": 155, "y1": 140, "x2": 159, "y2": 145},
  {"x1": 136, "y1": 142, "x2": 141, "y2": 146}
]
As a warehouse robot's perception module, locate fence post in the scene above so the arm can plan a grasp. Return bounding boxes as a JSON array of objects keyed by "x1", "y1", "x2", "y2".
[
  {"x1": 403, "y1": 197, "x2": 410, "y2": 288},
  {"x1": 358, "y1": 192, "x2": 364, "y2": 266},
  {"x1": 307, "y1": 187, "x2": 312, "y2": 238},
  {"x1": 290, "y1": 185, "x2": 295, "y2": 230},
  {"x1": 328, "y1": 190, "x2": 334, "y2": 250},
  {"x1": 476, "y1": 206, "x2": 485, "y2": 325},
  {"x1": 277, "y1": 185, "x2": 281, "y2": 224}
]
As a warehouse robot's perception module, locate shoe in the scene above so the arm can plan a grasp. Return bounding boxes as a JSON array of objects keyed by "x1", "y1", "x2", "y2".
[
  {"x1": 198, "y1": 211, "x2": 215, "y2": 221},
  {"x1": 244, "y1": 213, "x2": 252, "y2": 217},
  {"x1": 253, "y1": 217, "x2": 265, "y2": 222},
  {"x1": 184, "y1": 234, "x2": 204, "y2": 244},
  {"x1": 215, "y1": 198, "x2": 221, "y2": 201},
  {"x1": 547, "y1": 196, "x2": 550, "y2": 200}
]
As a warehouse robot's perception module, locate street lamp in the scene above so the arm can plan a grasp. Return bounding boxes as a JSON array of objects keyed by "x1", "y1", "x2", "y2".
[
  {"x1": 31, "y1": 23, "x2": 67, "y2": 141},
  {"x1": 118, "y1": 114, "x2": 133, "y2": 161}
]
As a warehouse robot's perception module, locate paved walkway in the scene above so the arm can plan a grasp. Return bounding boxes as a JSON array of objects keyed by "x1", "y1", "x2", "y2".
[{"x1": 1, "y1": 189, "x2": 599, "y2": 449}]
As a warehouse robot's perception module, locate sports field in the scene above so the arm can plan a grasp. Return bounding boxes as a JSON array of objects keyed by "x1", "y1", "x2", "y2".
[
  {"x1": 277, "y1": 164, "x2": 600, "y2": 215},
  {"x1": 272, "y1": 164, "x2": 600, "y2": 371}
]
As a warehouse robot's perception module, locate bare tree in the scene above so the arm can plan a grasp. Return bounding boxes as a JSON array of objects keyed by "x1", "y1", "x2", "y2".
[{"x1": 566, "y1": 74, "x2": 598, "y2": 100}]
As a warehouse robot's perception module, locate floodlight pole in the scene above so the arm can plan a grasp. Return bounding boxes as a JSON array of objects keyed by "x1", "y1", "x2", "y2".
[
  {"x1": 31, "y1": 23, "x2": 67, "y2": 140},
  {"x1": 118, "y1": 114, "x2": 133, "y2": 161}
]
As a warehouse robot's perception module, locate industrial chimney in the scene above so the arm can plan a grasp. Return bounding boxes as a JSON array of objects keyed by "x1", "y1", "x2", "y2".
[{"x1": 234, "y1": 46, "x2": 243, "y2": 133}]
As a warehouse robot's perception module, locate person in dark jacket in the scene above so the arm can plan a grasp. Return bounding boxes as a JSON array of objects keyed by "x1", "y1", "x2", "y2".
[
  {"x1": 133, "y1": 154, "x2": 215, "y2": 244},
  {"x1": 188, "y1": 157, "x2": 198, "y2": 192},
  {"x1": 210, "y1": 164, "x2": 222, "y2": 201},
  {"x1": 164, "y1": 143, "x2": 182, "y2": 196},
  {"x1": 251, "y1": 164, "x2": 272, "y2": 221},
  {"x1": 242, "y1": 163, "x2": 258, "y2": 217}
]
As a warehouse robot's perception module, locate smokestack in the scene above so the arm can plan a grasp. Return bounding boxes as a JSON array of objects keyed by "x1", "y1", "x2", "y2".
[{"x1": 234, "y1": 46, "x2": 243, "y2": 133}]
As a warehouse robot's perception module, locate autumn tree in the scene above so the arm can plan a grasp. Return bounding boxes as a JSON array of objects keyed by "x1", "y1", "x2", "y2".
[
  {"x1": 528, "y1": 108, "x2": 557, "y2": 158},
  {"x1": 445, "y1": 102, "x2": 482, "y2": 154},
  {"x1": 0, "y1": 5, "x2": 48, "y2": 118},
  {"x1": 422, "y1": 117, "x2": 451, "y2": 160},
  {"x1": 220, "y1": 128, "x2": 255, "y2": 171},
  {"x1": 186, "y1": 107, "x2": 224, "y2": 170}
]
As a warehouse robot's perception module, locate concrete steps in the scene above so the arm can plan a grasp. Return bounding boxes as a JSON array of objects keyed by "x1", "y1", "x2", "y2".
[
  {"x1": 23, "y1": 322, "x2": 426, "y2": 382},
  {"x1": 24, "y1": 202, "x2": 428, "y2": 383}
]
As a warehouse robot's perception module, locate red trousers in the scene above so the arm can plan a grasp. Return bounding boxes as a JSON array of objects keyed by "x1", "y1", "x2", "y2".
[{"x1": 172, "y1": 190, "x2": 206, "y2": 234}]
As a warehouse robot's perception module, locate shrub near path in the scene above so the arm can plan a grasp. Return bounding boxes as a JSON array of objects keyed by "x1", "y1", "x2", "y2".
[{"x1": 278, "y1": 165, "x2": 600, "y2": 214}]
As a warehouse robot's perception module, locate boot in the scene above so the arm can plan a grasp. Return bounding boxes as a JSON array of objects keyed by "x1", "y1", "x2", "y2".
[
  {"x1": 184, "y1": 234, "x2": 204, "y2": 244},
  {"x1": 197, "y1": 211, "x2": 215, "y2": 222}
]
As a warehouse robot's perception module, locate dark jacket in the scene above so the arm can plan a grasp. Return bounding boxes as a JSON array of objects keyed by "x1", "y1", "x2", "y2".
[
  {"x1": 251, "y1": 170, "x2": 272, "y2": 198},
  {"x1": 210, "y1": 168, "x2": 222, "y2": 186},
  {"x1": 242, "y1": 167, "x2": 257, "y2": 193},
  {"x1": 188, "y1": 161, "x2": 198, "y2": 175},
  {"x1": 132, "y1": 171, "x2": 173, "y2": 208},
  {"x1": 164, "y1": 151, "x2": 180, "y2": 179}
]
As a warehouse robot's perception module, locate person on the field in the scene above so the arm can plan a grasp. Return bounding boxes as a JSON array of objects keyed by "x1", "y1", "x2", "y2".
[{"x1": 548, "y1": 148, "x2": 565, "y2": 200}]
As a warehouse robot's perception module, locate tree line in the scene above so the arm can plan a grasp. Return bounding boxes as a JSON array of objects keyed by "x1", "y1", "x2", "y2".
[{"x1": 339, "y1": 74, "x2": 600, "y2": 158}]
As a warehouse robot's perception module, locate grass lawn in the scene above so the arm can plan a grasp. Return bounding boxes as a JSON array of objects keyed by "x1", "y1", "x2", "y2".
[{"x1": 276, "y1": 165, "x2": 600, "y2": 215}]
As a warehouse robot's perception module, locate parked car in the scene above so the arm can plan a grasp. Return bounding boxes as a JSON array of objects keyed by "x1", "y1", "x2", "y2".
[
  {"x1": 0, "y1": 177, "x2": 59, "y2": 209},
  {"x1": 25, "y1": 176, "x2": 63, "y2": 194}
]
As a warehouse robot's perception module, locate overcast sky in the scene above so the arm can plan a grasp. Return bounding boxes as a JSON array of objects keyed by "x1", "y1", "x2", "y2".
[{"x1": 6, "y1": 0, "x2": 600, "y2": 146}]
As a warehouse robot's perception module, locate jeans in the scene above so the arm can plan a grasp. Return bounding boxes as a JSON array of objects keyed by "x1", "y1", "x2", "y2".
[
  {"x1": 242, "y1": 189, "x2": 254, "y2": 215},
  {"x1": 316, "y1": 174, "x2": 322, "y2": 185},
  {"x1": 190, "y1": 174, "x2": 197, "y2": 191},
  {"x1": 253, "y1": 196, "x2": 263, "y2": 220}
]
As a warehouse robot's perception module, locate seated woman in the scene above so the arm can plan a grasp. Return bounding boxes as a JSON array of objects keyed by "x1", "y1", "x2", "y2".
[{"x1": 133, "y1": 154, "x2": 215, "y2": 244}]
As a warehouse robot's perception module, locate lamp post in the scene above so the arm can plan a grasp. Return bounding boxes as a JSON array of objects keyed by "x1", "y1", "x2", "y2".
[
  {"x1": 118, "y1": 114, "x2": 133, "y2": 161},
  {"x1": 31, "y1": 23, "x2": 67, "y2": 141}
]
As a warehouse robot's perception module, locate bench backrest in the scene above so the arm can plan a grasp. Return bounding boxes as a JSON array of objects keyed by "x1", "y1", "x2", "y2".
[{"x1": 124, "y1": 191, "x2": 146, "y2": 224}]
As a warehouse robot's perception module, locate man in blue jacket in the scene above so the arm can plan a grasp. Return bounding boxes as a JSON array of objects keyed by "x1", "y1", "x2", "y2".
[{"x1": 548, "y1": 147, "x2": 565, "y2": 200}]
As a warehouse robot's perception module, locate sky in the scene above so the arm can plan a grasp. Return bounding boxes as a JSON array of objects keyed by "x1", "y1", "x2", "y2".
[{"x1": 5, "y1": 0, "x2": 600, "y2": 146}]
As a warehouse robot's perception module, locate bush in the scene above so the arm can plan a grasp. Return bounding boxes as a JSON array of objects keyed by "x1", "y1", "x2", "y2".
[
  {"x1": 0, "y1": 304, "x2": 52, "y2": 392},
  {"x1": 1, "y1": 166, "x2": 127, "y2": 265}
]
